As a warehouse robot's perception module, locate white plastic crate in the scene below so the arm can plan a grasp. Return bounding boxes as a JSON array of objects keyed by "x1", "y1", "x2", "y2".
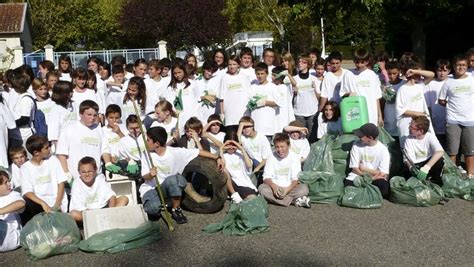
[
  {"x1": 105, "y1": 170, "x2": 129, "y2": 182},
  {"x1": 83, "y1": 204, "x2": 148, "y2": 239},
  {"x1": 109, "y1": 179, "x2": 138, "y2": 206}
]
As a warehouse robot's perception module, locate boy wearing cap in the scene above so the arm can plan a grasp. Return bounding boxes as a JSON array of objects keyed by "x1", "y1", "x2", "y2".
[{"x1": 345, "y1": 123, "x2": 390, "y2": 197}]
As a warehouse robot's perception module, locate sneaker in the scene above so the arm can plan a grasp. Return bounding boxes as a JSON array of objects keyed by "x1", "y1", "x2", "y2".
[
  {"x1": 295, "y1": 196, "x2": 311, "y2": 208},
  {"x1": 171, "y1": 208, "x2": 187, "y2": 224}
]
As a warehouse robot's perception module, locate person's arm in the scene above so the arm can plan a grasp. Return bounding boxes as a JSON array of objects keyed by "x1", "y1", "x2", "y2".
[
  {"x1": 264, "y1": 100, "x2": 278, "y2": 107},
  {"x1": 377, "y1": 99, "x2": 384, "y2": 126},
  {"x1": 219, "y1": 99, "x2": 225, "y2": 121},
  {"x1": 318, "y1": 97, "x2": 328, "y2": 112},
  {"x1": 24, "y1": 192, "x2": 52, "y2": 213},
  {"x1": 424, "y1": 150, "x2": 443, "y2": 169},
  {"x1": 202, "y1": 132, "x2": 224, "y2": 150},
  {"x1": 57, "y1": 154, "x2": 70, "y2": 173},
  {"x1": 253, "y1": 159, "x2": 266, "y2": 173},
  {"x1": 283, "y1": 179, "x2": 299, "y2": 196},
  {"x1": 263, "y1": 178, "x2": 280, "y2": 195},
  {"x1": 108, "y1": 195, "x2": 118, "y2": 208},
  {"x1": 283, "y1": 125, "x2": 309, "y2": 135},
  {"x1": 143, "y1": 166, "x2": 157, "y2": 181},
  {"x1": 54, "y1": 182, "x2": 65, "y2": 210},
  {"x1": 0, "y1": 200, "x2": 25, "y2": 215},
  {"x1": 286, "y1": 72, "x2": 297, "y2": 88},
  {"x1": 402, "y1": 110, "x2": 427, "y2": 118},
  {"x1": 198, "y1": 150, "x2": 225, "y2": 171},
  {"x1": 406, "y1": 69, "x2": 435, "y2": 80}
]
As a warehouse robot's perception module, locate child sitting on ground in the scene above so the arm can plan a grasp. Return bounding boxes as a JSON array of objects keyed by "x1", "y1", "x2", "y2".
[
  {"x1": 283, "y1": 120, "x2": 310, "y2": 162},
  {"x1": 403, "y1": 116, "x2": 444, "y2": 185},
  {"x1": 237, "y1": 116, "x2": 272, "y2": 174},
  {"x1": 258, "y1": 133, "x2": 311, "y2": 208},
  {"x1": 202, "y1": 114, "x2": 225, "y2": 155},
  {"x1": 345, "y1": 123, "x2": 390, "y2": 198},
  {"x1": 69, "y1": 157, "x2": 129, "y2": 223},
  {"x1": 140, "y1": 126, "x2": 224, "y2": 224},
  {"x1": 172, "y1": 117, "x2": 210, "y2": 152},
  {"x1": 0, "y1": 170, "x2": 25, "y2": 252},
  {"x1": 316, "y1": 100, "x2": 343, "y2": 139},
  {"x1": 9, "y1": 146, "x2": 27, "y2": 190},
  {"x1": 20, "y1": 135, "x2": 68, "y2": 224},
  {"x1": 220, "y1": 131, "x2": 258, "y2": 204}
]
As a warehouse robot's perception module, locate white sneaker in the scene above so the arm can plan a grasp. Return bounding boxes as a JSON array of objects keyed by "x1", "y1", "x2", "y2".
[
  {"x1": 295, "y1": 196, "x2": 311, "y2": 208},
  {"x1": 231, "y1": 192, "x2": 243, "y2": 204}
]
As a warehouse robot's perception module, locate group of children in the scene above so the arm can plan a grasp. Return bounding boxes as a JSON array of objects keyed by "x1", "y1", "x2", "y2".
[{"x1": 1, "y1": 46, "x2": 474, "y2": 252}]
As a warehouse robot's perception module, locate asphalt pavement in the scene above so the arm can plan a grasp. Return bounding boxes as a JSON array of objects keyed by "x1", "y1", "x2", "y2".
[{"x1": 1, "y1": 198, "x2": 473, "y2": 266}]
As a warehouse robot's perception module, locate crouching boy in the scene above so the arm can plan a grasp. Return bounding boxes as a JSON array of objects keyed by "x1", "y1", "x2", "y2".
[
  {"x1": 345, "y1": 123, "x2": 390, "y2": 198},
  {"x1": 0, "y1": 170, "x2": 25, "y2": 252},
  {"x1": 258, "y1": 133, "x2": 311, "y2": 208},
  {"x1": 141, "y1": 126, "x2": 223, "y2": 224},
  {"x1": 69, "y1": 157, "x2": 129, "y2": 223}
]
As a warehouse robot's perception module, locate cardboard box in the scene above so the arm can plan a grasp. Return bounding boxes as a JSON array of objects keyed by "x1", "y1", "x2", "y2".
[
  {"x1": 83, "y1": 204, "x2": 148, "y2": 239},
  {"x1": 109, "y1": 179, "x2": 138, "y2": 206}
]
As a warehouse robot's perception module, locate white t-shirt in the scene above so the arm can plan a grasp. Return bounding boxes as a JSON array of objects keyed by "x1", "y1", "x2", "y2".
[
  {"x1": 241, "y1": 132, "x2": 272, "y2": 162},
  {"x1": 250, "y1": 82, "x2": 279, "y2": 136},
  {"x1": 218, "y1": 73, "x2": 252, "y2": 126},
  {"x1": 263, "y1": 151, "x2": 301, "y2": 187},
  {"x1": 118, "y1": 134, "x2": 148, "y2": 162},
  {"x1": 47, "y1": 103, "x2": 77, "y2": 142},
  {"x1": 36, "y1": 98, "x2": 55, "y2": 126},
  {"x1": 102, "y1": 124, "x2": 127, "y2": 159},
  {"x1": 196, "y1": 75, "x2": 221, "y2": 123},
  {"x1": 106, "y1": 84, "x2": 125, "y2": 107},
  {"x1": 56, "y1": 121, "x2": 110, "y2": 180},
  {"x1": 120, "y1": 97, "x2": 146, "y2": 124},
  {"x1": 0, "y1": 191, "x2": 24, "y2": 252},
  {"x1": 164, "y1": 81, "x2": 201, "y2": 133},
  {"x1": 347, "y1": 140, "x2": 390, "y2": 181},
  {"x1": 438, "y1": 75, "x2": 474, "y2": 126},
  {"x1": 207, "y1": 131, "x2": 225, "y2": 155},
  {"x1": 424, "y1": 79, "x2": 447, "y2": 134},
  {"x1": 59, "y1": 73, "x2": 72, "y2": 82},
  {"x1": 275, "y1": 84, "x2": 295, "y2": 131},
  {"x1": 317, "y1": 115, "x2": 343, "y2": 139},
  {"x1": 320, "y1": 69, "x2": 347, "y2": 103},
  {"x1": 150, "y1": 117, "x2": 178, "y2": 143},
  {"x1": 0, "y1": 102, "x2": 15, "y2": 168},
  {"x1": 143, "y1": 78, "x2": 165, "y2": 114},
  {"x1": 223, "y1": 152, "x2": 257, "y2": 191},
  {"x1": 11, "y1": 93, "x2": 34, "y2": 141},
  {"x1": 69, "y1": 174, "x2": 115, "y2": 212},
  {"x1": 403, "y1": 132, "x2": 443, "y2": 164},
  {"x1": 239, "y1": 67, "x2": 257, "y2": 84},
  {"x1": 20, "y1": 156, "x2": 68, "y2": 211},
  {"x1": 293, "y1": 74, "x2": 320, "y2": 116},
  {"x1": 383, "y1": 80, "x2": 405, "y2": 136},
  {"x1": 290, "y1": 138, "x2": 310, "y2": 161},
  {"x1": 72, "y1": 89, "x2": 104, "y2": 117},
  {"x1": 396, "y1": 82, "x2": 431, "y2": 139},
  {"x1": 140, "y1": 147, "x2": 199, "y2": 197},
  {"x1": 10, "y1": 163, "x2": 21, "y2": 189},
  {"x1": 340, "y1": 69, "x2": 382, "y2": 125}
]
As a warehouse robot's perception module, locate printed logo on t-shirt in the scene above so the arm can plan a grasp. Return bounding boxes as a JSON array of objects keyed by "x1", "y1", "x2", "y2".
[
  {"x1": 291, "y1": 146, "x2": 301, "y2": 154},
  {"x1": 275, "y1": 167, "x2": 290, "y2": 176},
  {"x1": 356, "y1": 80, "x2": 370, "y2": 88},
  {"x1": 40, "y1": 107, "x2": 53, "y2": 114},
  {"x1": 452, "y1": 85, "x2": 472, "y2": 94},
  {"x1": 229, "y1": 161, "x2": 241, "y2": 170},
  {"x1": 130, "y1": 145, "x2": 146, "y2": 156},
  {"x1": 108, "y1": 136, "x2": 120, "y2": 145},
  {"x1": 156, "y1": 164, "x2": 171, "y2": 174},
  {"x1": 414, "y1": 149, "x2": 427, "y2": 159},
  {"x1": 410, "y1": 93, "x2": 423, "y2": 103},
  {"x1": 80, "y1": 136, "x2": 100, "y2": 146},
  {"x1": 36, "y1": 175, "x2": 51, "y2": 185},
  {"x1": 228, "y1": 83, "x2": 243, "y2": 91},
  {"x1": 65, "y1": 112, "x2": 77, "y2": 122},
  {"x1": 361, "y1": 154, "x2": 374, "y2": 163},
  {"x1": 85, "y1": 192, "x2": 98, "y2": 205},
  {"x1": 298, "y1": 83, "x2": 313, "y2": 91}
]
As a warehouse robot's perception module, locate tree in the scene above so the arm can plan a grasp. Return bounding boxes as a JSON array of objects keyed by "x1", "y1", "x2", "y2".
[
  {"x1": 29, "y1": 0, "x2": 126, "y2": 51},
  {"x1": 120, "y1": 0, "x2": 230, "y2": 53}
]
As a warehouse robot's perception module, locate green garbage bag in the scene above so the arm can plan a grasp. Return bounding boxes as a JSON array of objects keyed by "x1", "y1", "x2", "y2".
[
  {"x1": 303, "y1": 134, "x2": 335, "y2": 172},
  {"x1": 377, "y1": 127, "x2": 404, "y2": 177},
  {"x1": 331, "y1": 134, "x2": 358, "y2": 176},
  {"x1": 203, "y1": 195, "x2": 269, "y2": 236},
  {"x1": 20, "y1": 212, "x2": 81, "y2": 261},
  {"x1": 79, "y1": 221, "x2": 161, "y2": 254},
  {"x1": 442, "y1": 174, "x2": 474, "y2": 200},
  {"x1": 299, "y1": 171, "x2": 344, "y2": 204},
  {"x1": 338, "y1": 175, "x2": 383, "y2": 209},
  {"x1": 389, "y1": 176, "x2": 445, "y2": 207}
]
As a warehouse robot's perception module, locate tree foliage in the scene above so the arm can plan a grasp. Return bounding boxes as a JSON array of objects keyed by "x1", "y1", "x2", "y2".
[
  {"x1": 29, "y1": 0, "x2": 126, "y2": 51},
  {"x1": 120, "y1": 0, "x2": 230, "y2": 53}
]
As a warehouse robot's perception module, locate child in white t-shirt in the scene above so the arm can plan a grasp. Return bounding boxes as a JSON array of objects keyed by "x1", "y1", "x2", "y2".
[
  {"x1": 258, "y1": 133, "x2": 310, "y2": 207},
  {"x1": 196, "y1": 61, "x2": 221, "y2": 123},
  {"x1": 237, "y1": 116, "x2": 272, "y2": 174},
  {"x1": 32, "y1": 78, "x2": 54, "y2": 125},
  {"x1": 202, "y1": 115, "x2": 225, "y2": 155},
  {"x1": 0, "y1": 170, "x2": 25, "y2": 252},
  {"x1": 250, "y1": 62, "x2": 279, "y2": 137},
  {"x1": 140, "y1": 126, "x2": 224, "y2": 224},
  {"x1": 72, "y1": 68, "x2": 104, "y2": 119},
  {"x1": 340, "y1": 49, "x2": 383, "y2": 126},
  {"x1": 9, "y1": 146, "x2": 27, "y2": 190},
  {"x1": 10, "y1": 72, "x2": 34, "y2": 148},
  {"x1": 69, "y1": 157, "x2": 129, "y2": 223},
  {"x1": 220, "y1": 133, "x2": 258, "y2": 204},
  {"x1": 48, "y1": 81, "x2": 77, "y2": 151},
  {"x1": 120, "y1": 77, "x2": 147, "y2": 123},
  {"x1": 20, "y1": 135, "x2": 68, "y2": 224},
  {"x1": 0, "y1": 97, "x2": 16, "y2": 169},
  {"x1": 106, "y1": 65, "x2": 126, "y2": 106},
  {"x1": 271, "y1": 66, "x2": 295, "y2": 132},
  {"x1": 319, "y1": 52, "x2": 347, "y2": 109},
  {"x1": 147, "y1": 59, "x2": 168, "y2": 114},
  {"x1": 403, "y1": 116, "x2": 444, "y2": 184},
  {"x1": 424, "y1": 59, "x2": 450, "y2": 148},
  {"x1": 316, "y1": 100, "x2": 343, "y2": 139},
  {"x1": 150, "y1": 100, "x2": 178, "y2": 145},
  {"x1": 117, "y1": 115, "x2": 148, "y2": 174},
  {"x1": 283, "y1": 120, "x2": 310, "y2": 162},
  {"x1": 345, "y1": 123, "x2": 390, "y2": 198},
  {"x1": 102, "y1": 104, "x2": 126, "y2": 163}
]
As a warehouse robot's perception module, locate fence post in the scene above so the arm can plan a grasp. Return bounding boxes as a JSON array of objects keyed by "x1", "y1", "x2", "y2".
[
  {"x1": 12, "y1": 46, "x2": 24, "y2": 68},
  {"x1": 44, "y1": 44, "x2": 54, "y2": 62},
  {"x1": 158, "y1": 40, "x2": 167, "y2": 59}
]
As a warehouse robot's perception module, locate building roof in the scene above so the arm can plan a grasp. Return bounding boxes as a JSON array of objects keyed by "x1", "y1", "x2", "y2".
[{"x1": 0, "y1": 3, "x2": 27, "y2": 34}]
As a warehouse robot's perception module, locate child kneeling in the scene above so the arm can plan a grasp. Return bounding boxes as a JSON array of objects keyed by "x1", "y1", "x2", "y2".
[
  {"x1": 258, "y1": 133, "x2": 310, "y2": 208},
  {"x1": 69, "y1": 157, "x2": 129, "y2": 223}
]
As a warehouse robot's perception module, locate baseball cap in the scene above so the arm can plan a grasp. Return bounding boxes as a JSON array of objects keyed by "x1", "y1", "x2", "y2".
[{"x1": 353, "y1": 123, "x2": 379, "y2": 138}]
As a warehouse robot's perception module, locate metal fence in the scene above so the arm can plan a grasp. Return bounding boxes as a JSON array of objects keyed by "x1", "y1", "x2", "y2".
[{"x1": 23, "y1": 48, "x2": 160, "y2": 74}]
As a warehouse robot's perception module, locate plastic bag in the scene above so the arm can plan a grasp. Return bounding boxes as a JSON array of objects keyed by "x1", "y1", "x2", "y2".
[
  {"x1": 79, "y1": 221, "x2": 161, "y2": 254},
  {"x1": 331, "y1": 134, "x2": 358, "y2": 176},
  {"x1": 338, "y1": 175, "x2": 383, "y2": 209},
  {"x1": 303, "y1": 134, "x2": 335, "y2": 173},
  {"x1": 299, "y1": 171, "x2": 344, "y2": 204},
  {"x1": 442, "y1": 174, "x2": 474, "y2": 200},
  {"x1": 20, "y1": 212, "x2": 81, "y2": 261},
  {"x1": 389, "y1": 176, "x2": 445, "y2": 207},
  {"x1": 203, "y1": 195, "x2": 269, "y2": 236}
]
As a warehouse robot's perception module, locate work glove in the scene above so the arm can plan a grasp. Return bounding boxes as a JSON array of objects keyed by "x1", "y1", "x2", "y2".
[
  {"x1": 105, "y1": 162, "x2": 121, "y2": 173},
  {"x1": 64, "y1": 172, "x2": 73, "y2": 184},
  {"x1": 126, "y1": 160, "x2": 139, "y2": 174},
  {"x1": 416, "y1": 165, "x2": 431, "y2": 180},
  {"x1": 231, "y1": 192, "x2": 243, "y2": 204}
]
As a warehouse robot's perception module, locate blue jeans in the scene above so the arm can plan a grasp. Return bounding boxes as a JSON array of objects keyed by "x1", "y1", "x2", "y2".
[{"x1": 142, "y1": 174, "x2": 187, "y2": 216}]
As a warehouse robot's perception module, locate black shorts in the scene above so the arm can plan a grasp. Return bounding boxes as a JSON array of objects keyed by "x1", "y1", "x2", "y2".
[{"x1": 232, "y1": 181, "x2": 258, "y2": 199}]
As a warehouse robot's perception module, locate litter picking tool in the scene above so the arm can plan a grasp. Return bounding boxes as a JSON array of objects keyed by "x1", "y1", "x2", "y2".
[{"x1": 132, "y1": 100, "x2": 174, "y2": 231}]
